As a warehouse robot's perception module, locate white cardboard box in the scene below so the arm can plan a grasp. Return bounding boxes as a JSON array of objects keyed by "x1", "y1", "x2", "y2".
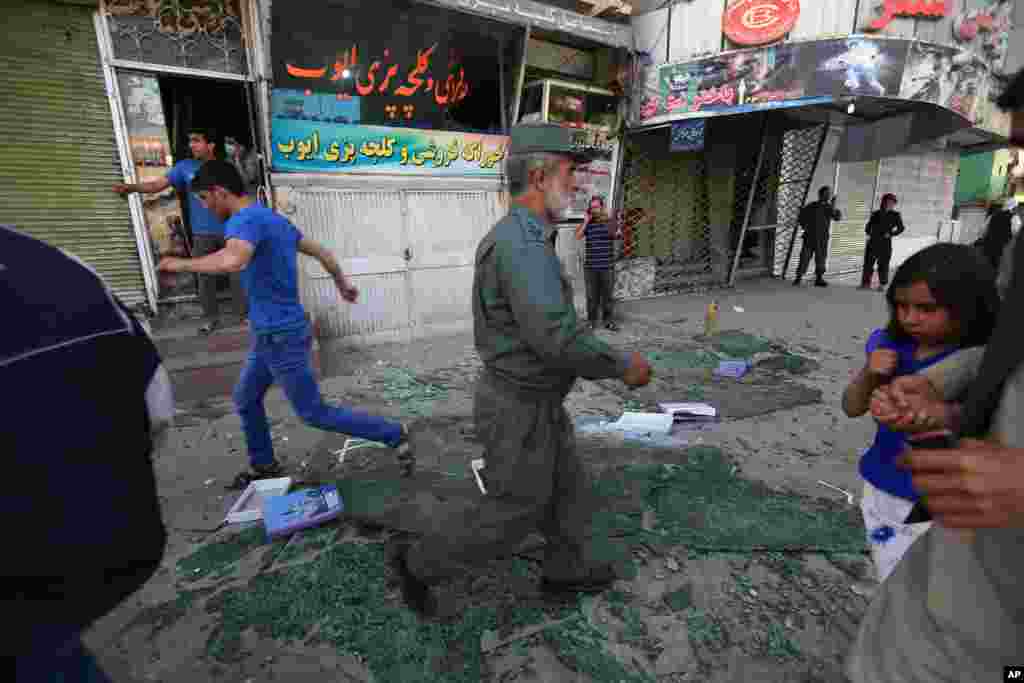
[{"x1": 225, "y1": 477, "x2": 293, "y2": 524}]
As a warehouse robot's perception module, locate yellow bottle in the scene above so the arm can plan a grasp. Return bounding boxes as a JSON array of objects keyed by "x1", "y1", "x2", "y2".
[{"x1": 704, "y1": 301, "x2": 719, "y2": 337}]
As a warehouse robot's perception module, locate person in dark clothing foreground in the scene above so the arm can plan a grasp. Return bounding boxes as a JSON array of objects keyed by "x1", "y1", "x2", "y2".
[
  {"x1": 860, "y1": 192, "x2": 906, "y2": 290},
  {"x1": 4, "y1": 225, "x2": 173, "y2": 681},
  {"x1": 794, "y1": 185, "x2": 842, "y2": 287},
  {"x1": 389, "y1": 124, "x2": 653, "y2": 617}
]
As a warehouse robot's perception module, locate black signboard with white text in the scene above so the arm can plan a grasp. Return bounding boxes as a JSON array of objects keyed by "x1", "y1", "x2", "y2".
[{"x1": 271, "y1": 0, "x2": 512, "y2": 132}]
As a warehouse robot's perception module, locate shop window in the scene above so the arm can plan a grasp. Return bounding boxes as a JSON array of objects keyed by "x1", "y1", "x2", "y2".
[
  {"x1": 271, "y1": 0, "x2": 522, "y2": 135},
  {"x1": 104, "y1": 4, "x2": 247, "y2": 75},
  {"x1": 548, "y1": 86, "x2": 618, "y2": 131},
  {"x1": 519, "y1": 83, "x2": 544, "y2": 124}
]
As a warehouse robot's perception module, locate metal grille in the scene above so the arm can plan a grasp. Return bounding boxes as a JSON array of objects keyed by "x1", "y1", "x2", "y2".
[
  {"x1": 828, "y1": 159, "x2": 881, "y2": 277},
  {"x1": 619, "y1": 119, "x2": 826, "y2": 298},
  {"x1": 1, "y1": 0, "x2": 147, "y2": 307},
  {"x1": 105, "y1": 7, "x2": 247, "y2": 75},
  {"x1": 618, "y1": 136, "x2": 713, "y2": 300},
  {"x1": 729, "y1": 121, "x2": 783, "y2": 281},
  {"x1": 773, "y1": 124, "x2": 829, "y2": 279}
]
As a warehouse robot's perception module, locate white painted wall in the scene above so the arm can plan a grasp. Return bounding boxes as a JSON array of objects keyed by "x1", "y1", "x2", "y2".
[
  {"x1": 275, "y1": 177, "x2": 505, "y2": 344},
  {"x1": 874, "y1": 150, "x2": 961, "y2": 273},
  {"x1": 789, "y1": 0, "x2": 860, "y2": 40},
  {"x1": 667, "y1": 0, "x2": 723, "y2": 62}
]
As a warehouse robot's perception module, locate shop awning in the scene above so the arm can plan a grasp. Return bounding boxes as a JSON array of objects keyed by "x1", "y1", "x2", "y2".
[
  {"x1": 778, "y1": 97, "x2": 995, "y2": 162},
  {"x1": 630, "y1": 36, "x2": 1009, "y2": 162}
]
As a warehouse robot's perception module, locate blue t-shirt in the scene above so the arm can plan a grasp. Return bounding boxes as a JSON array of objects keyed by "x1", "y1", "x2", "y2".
[
  {"x1": 225, "y1": 203, "x2": 307, "y2": 333},
  {"x1": 166, "y1": 159, "x2": 224, "y2": 236},
  {"x1": 859, "y1": 328, "x2": 959, "y2": 501}
]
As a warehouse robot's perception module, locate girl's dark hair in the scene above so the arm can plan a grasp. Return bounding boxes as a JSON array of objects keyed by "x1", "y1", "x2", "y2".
[{"x1": 885, "y1": 242, "x2": 999, "y2": 347}]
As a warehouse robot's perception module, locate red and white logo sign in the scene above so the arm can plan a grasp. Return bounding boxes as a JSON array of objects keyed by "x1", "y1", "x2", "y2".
[{"x1": 723, "y1": 0, "x2": 801, "y2": 46}]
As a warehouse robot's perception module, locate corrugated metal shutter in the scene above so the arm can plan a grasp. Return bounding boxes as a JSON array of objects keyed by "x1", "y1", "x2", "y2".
[
  {"x1": 0, "y1": 0, "x2": 147, "y2": 306},
  {"x1": 828, "y1": 160, "x2": 879, "y2": 276}
]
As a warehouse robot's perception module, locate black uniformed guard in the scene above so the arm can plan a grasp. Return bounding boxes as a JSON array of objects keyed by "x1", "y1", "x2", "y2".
[
  {"x1": 794, "y1": 186, "x2": 842, "y2": 287},
  {"x1": 860, "y1": 193, "x2": 905, "y2": 290},
  {"x1": 390, "y1": 124, "x2": 653, "y2": 616}
]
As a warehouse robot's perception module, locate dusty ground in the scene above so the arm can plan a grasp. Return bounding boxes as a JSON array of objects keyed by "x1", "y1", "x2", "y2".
[{"x1": 83, "y1": 280, "x2": 892, "y2": 683}]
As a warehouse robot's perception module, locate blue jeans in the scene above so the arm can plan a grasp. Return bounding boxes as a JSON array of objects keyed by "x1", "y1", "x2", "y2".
[
  {"x1": 234, "y1": 324, "x2": 403, "y2": 467},
  {"x1": 16, "y1": 633, "x2": 111, "y2": 682}
]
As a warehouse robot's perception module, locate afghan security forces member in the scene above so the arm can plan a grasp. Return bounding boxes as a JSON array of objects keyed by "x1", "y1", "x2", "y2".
[{"x1": 390, "y1": 124, "x2": 653, "y2": 616}]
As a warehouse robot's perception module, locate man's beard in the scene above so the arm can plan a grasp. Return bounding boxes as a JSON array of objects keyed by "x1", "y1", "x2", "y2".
[{"x1": 543, "y1": 181, "x2": 571, "y2": 217}]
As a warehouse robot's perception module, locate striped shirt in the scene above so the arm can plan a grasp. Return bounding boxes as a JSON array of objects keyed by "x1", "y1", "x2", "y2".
[{"x1": 584, "y1": 221, "x2": 615, "y2": 271}]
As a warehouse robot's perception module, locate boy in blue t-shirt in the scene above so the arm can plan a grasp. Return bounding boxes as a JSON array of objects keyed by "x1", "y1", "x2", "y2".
[
  {"x1": 114, "y1": 127, "x2": 246, "y2": 333},
  {"x1": 155, "y1": 160, "x2": 415, "y2": 488}
]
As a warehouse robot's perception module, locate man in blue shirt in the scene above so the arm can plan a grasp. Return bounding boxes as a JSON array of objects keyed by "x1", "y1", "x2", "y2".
[
  {"x1": 114, "y1": 127, "x2": 247, "y2": 333},
  {"x1": 155, "y1": 161, "x2": 415, "y2": 488}
]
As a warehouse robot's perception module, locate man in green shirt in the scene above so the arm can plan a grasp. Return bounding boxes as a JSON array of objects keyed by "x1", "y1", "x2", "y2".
[{"x1": 391, "y1": 124, "x2": 652, "y2": 616}]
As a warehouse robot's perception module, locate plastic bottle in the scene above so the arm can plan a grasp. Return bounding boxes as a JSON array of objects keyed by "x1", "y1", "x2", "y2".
[{"x1": 704, "y1": 301, "x2": 719, "y2": 337}]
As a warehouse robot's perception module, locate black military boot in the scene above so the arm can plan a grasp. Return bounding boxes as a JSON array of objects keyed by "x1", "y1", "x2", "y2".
[
  {"x1": 387, "y1": 541, "x2": 436, "y2": 617},
  {"x1": 541, "y1": 563, "x2": 618, "y2": 595}
]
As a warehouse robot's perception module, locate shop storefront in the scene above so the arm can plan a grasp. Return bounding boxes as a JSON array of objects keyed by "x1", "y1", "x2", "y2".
[
  {"x1": 84, "y1": 0, "x2": 267, "y2": 313},
  {"x1": 265, "y1": 0, "x2": 633, "y2": 342},
  {"x1": 621, "y1": 0, "x2": 1015, "y2": 298},
  {"x1": 1, "y1": 0, "x2": 153, "y2": 308}
]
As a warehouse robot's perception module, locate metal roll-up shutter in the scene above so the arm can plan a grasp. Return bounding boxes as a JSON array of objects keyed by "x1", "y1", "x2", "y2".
[
  {"x1": 0, "y1": 0, "x2": 147, "y2": 306},
  {"x1": 827, "y1": 159, "x2": 880, "y2": 277}
]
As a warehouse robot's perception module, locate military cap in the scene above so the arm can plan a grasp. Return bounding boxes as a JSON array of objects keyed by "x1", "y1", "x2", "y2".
[{"x1": 508, "y1": 123, "x2": 601, "y2": 162}]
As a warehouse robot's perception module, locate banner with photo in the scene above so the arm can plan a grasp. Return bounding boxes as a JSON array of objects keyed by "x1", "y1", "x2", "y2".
[
  {"x1": 272, "y1": 119, "x2": 507, "y2": 175},
  {"x1": 900, "y1": 41, "x2": 991, "y2": 125},
  {"x1": 643, "y1": 37, "x2": 912, "y2": 124}
]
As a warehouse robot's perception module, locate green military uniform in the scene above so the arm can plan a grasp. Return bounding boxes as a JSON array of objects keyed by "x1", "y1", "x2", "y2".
[{"x1": 405, "y1": 126, "x2": 630, "y2": 585}]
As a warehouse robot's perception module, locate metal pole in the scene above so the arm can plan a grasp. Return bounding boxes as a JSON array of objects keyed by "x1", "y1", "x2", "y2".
[
  {"x1": 823, "y1": 152, "x2": 841, "y2": 274},
  {"x1": 246, "y1": 0, "x2": 275, "y2": 206},
  {"x1": 94, "y1": 11, "x2": 160, "y2": 315},
  {"x1": 511, "y1": 25, "x2": 531, "y2": 126},
  {"x1": 728, "y1": 115, "x2": 770, "y2": 287},
  {"x1": 498, "y1": 35, "x2": 508, "y2": 131},
  {"x1": 782, "y1": 122, "x2": 829, "y2": 280}
]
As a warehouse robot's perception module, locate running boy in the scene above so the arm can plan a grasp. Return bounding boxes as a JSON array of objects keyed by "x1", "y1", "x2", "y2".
[{"x1": 156, "y1": 160, "x2": 415, "y2": 487}]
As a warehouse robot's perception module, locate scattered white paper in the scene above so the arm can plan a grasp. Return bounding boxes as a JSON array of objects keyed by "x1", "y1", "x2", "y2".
[
  {"x1": 659, "y1": 402, "x2": 717, "y2": 418},
  {"x1": 611, "y1": 412, "x2": 674, "y2": 435}
]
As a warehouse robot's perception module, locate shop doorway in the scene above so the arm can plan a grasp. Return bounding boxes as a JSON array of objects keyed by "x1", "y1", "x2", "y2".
[{"x1": 117, "y1": 72, "x2": 260, "y2": 303}]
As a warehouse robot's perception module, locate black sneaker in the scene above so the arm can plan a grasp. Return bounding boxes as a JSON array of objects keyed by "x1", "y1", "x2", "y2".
[
  {"x1": 540, "y1": 563, "x2": 617, "y2": 595},
  {"x1": 814, "y1": 279, "x2": 829, "y2": 287},
  {"x1": 387, "y1": 541, "x2": 436, "y2": 617},
  {"x1": 793, "y1": 279, "x2": 802, "y2": 286},
  {"x1": 604, "y1": 321, "x2": 619, "y2": 332}
]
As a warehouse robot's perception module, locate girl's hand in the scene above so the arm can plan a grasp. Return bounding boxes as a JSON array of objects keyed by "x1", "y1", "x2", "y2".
[
  {"x1": 867, "y1": 349, "x2": 898, "y2": 377},
  {"x1": 870, "y1": 377, "x2": 945, "y2": 433}
]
